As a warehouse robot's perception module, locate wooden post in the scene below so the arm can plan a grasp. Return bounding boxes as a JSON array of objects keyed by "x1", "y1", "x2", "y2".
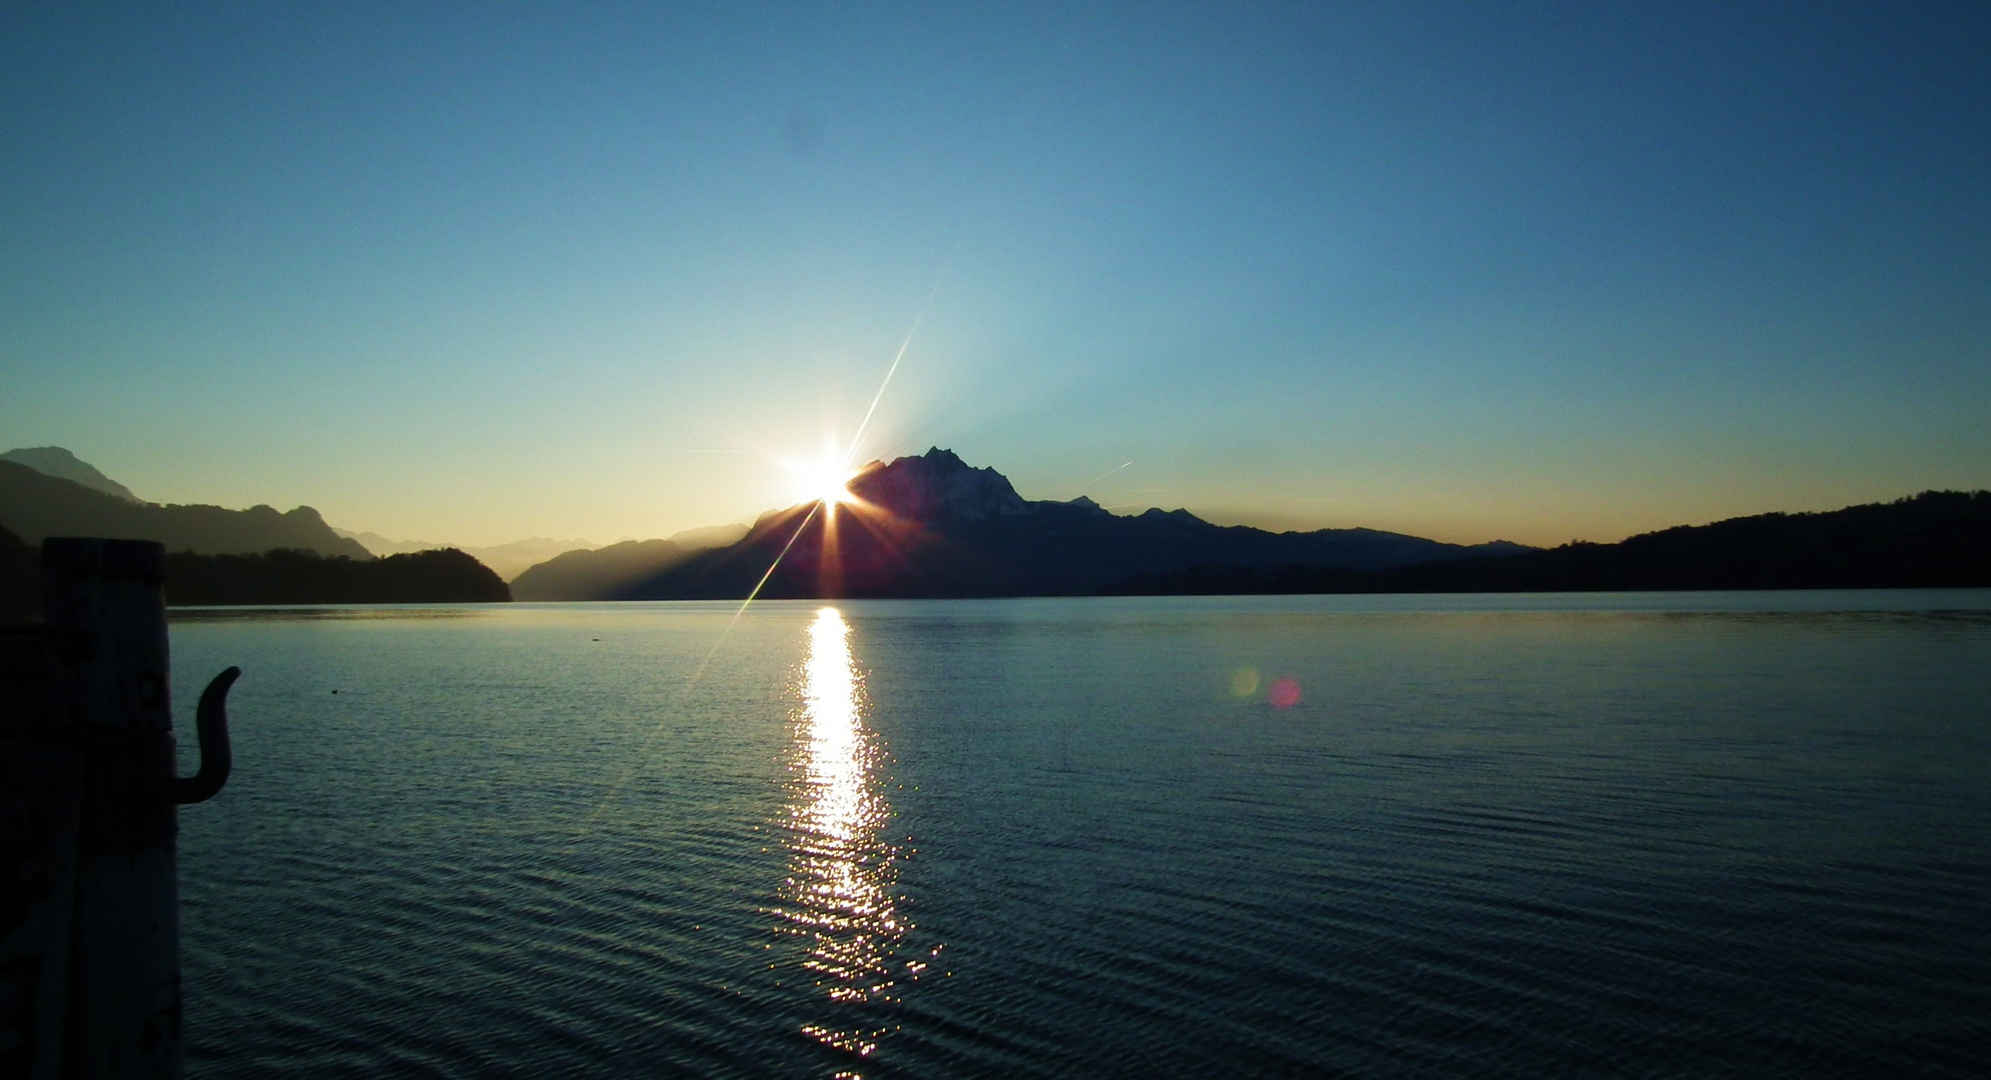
[
  {"x1": 1, "y1": 622, "x2": 81, "y2": 1080},
  {"x1": 42, "y1": 539, "x2": 183, "y2": 1079}
]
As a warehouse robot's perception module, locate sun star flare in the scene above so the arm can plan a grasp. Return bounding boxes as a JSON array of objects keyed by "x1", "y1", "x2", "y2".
[{"x1": 788, "y1": 455, "x2": 859, "y2": 508}]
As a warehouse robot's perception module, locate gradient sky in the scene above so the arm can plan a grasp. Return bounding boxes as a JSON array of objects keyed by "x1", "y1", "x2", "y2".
[{"x1": 4, "y1": 3, "x2": 1987, "y2": 547}]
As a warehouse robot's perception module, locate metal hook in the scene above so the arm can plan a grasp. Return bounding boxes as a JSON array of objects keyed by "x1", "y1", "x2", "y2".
[{"x1": 166, "y1": 666, "x2": 238, "y2": 805}]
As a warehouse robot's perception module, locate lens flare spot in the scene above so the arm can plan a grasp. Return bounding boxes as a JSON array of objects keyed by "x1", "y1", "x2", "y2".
[
  {"x1": 1230, "y1": 668, "x2": 1260, "y2": 697},
  {"x1": 1268, "y1": 677, "x2": 1302, "y2": 709}
]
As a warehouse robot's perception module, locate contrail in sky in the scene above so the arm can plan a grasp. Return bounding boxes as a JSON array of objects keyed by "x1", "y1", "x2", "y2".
[{"x1": 1086, "y1": 461, "x2": 1134, "y2": 485}]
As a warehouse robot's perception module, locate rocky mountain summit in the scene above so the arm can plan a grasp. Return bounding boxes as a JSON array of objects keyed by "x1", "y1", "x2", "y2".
[{"x1": 848, "y1": 447, "x2": 1032, "y2": 523}]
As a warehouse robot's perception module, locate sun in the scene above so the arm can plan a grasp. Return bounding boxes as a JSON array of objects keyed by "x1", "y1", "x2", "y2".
[{"x1": 787, "y1": 454, "x2": 858, "y2": 507}]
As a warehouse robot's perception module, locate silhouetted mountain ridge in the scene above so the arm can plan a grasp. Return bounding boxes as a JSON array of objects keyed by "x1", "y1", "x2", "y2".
[
  {"x1": 335, "y1": 529, "x2": 608, "y2": 581},
  {"x1": 610, "y1": 447, "x2": 1529, "y2": 599},
  {"x1": 1, "y1": 446, "x2": 141, "y2": 502},
  {"x1": 513, "y1": 539, "x2": 690, "y2": 601},
  {"x1": 1103, "y1": 490, "x2": 1991, "y2": 594},
  {"x1": 508, "y1": 524, "x2": 751, "y2": 600},
  {"x1": 0, "y1": 460, "x2": 371, "y2": 559}
]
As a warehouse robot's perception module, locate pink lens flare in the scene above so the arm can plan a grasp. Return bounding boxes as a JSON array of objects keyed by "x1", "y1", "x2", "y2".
[{"x1": 1267, "y1": 677, "x2": 1301, "y2": 709}]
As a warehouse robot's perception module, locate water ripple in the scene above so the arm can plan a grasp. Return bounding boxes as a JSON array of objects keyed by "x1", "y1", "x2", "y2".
[{"x1": 168, "y1": 596, "x2": 1991, "y2": 1078}]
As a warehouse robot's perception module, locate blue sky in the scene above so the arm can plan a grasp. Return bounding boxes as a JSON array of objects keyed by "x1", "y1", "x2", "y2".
[{"x1": 3, "y1": 2, "x2": 1986, "y2": 546}]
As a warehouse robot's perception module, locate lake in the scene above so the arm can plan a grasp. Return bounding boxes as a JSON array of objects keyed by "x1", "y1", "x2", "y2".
[{"x1": 167, "y1": 592, "x2": 1991, "y2": 1078}]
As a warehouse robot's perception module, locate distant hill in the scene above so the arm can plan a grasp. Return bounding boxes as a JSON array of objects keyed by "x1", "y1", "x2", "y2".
[
  {"x1": 510, "y1": 524, "x2": 748, "y2": 600},
  {"x1": 512, "y1": 539, "x2": 692, "y2": 600},
  {"x1": 663, "y1": 523, "x2": 752, "y2": 551},
  {"x1": 612, "y1": 447, "x2": 1527, "y2": 599},
  {"x1": 0, "y1": 518, "x2": 505, "y2": 609},
  {"x1": 335, "y1": 530, "x2": 605, "y2": 581},
  {"x1": 0, "y1": 460, "x2": 372, "y2": 559},
  {"x1": 1, "y1": 446, "x2": 141, "y2": 502},
  {"x1": 163, "y1": 548, "x2": 510, "y2": 605},
  {"x1": 334, "y1": 528, "x2": 443, "y2": 556},
  {"x1": 1103, "y1": 490, "x2": 1991, "y2": 594},
  {"x1": 457, "y1": 538, "x2": 604, "y2": 582}
]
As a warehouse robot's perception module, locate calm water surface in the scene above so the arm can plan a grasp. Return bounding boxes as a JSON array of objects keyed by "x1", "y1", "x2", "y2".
[{"x1": 167, "y1": 593, "x2": 1991, "y2": 1078}]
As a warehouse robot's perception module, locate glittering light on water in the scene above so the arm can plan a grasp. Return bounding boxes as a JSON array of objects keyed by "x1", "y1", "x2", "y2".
[{"x1": 777, "y1": 607, "x2": 904, "y2": 1062}]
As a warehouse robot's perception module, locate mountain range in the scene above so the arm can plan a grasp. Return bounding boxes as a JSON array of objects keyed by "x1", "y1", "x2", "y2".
[
  {"x1": 7, "y1": 444, "x2": 1981, "y2": 607},
  {"x1": 348, "y1": 523, "x2": 751, "y2": 586},
  {"x1": 0, "y1": 458, "x2": 372, "y2": 559},
  {"x1": 1104, "y1": 489, "x2": 1991, "y2": 594},
  {"x1": 510, "y1": 525, "x2": 750, "y2": 600},
  {"x1": 0, "y1": 448, "x2": 639, "y2": 579},
  {"x1": 586, "y1": 447, "x2": 1530, "y2": 600}
]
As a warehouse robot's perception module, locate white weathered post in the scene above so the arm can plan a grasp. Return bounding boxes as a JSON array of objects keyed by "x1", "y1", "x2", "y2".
[{"x1": 42, "y1": 538, "x2": 183, "y2": 1079}]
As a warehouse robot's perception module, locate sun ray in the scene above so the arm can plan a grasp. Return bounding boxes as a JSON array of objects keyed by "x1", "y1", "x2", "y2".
[
  {"x1": 840, "y1": 251, "x2": 950, "y2": 472},
  {"x1": 581, "y1": 261, "x2": 949, "y2": 833},
  {"x1": 576, "y1": 500, "x2": 821, "y2": 832}
]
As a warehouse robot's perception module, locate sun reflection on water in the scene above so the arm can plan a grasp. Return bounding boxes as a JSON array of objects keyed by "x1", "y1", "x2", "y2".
[{"x1": 777, "y1": 607, "x2": 905, "y2": 1063}]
